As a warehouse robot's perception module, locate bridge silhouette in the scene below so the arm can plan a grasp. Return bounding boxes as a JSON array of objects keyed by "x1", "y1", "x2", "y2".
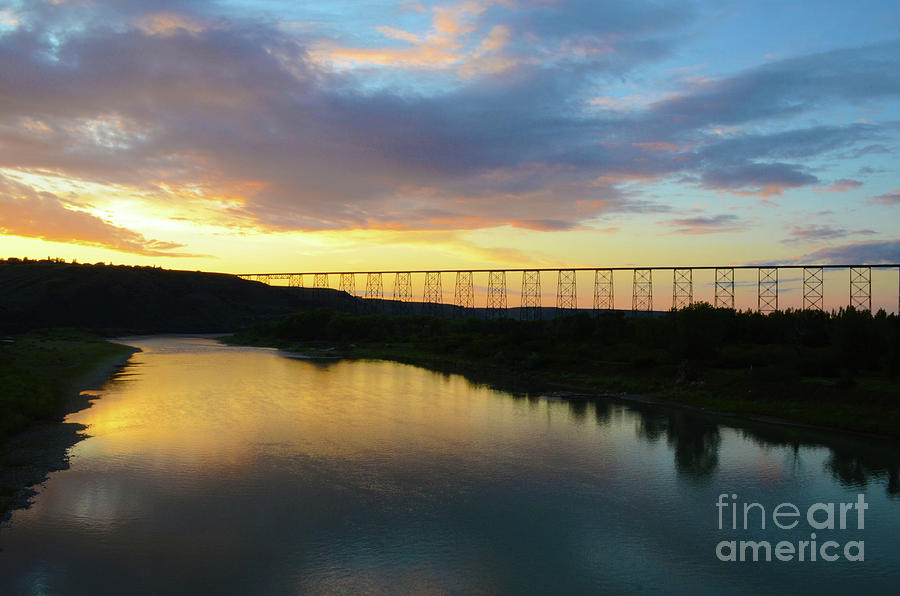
[{"x1": 238, "y1": 264, "x2": 900, "y2": 317}]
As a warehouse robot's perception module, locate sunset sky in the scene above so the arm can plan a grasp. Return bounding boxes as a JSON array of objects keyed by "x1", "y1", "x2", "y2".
[{"x1": 1, "y1": 0, "x2": 899, "y2": 290}]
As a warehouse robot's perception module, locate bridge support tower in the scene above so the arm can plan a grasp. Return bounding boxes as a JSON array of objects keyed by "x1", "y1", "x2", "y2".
[
  {"x1": 593, "y1": 269, "x2": 613, "y2": 312},
  {"x1": 556, "y1": 269, "x2": 576, "y2": 315},
  {"x1": 454, "y1": 271, "x2": 474, "y2": 313},
  {"x1": 521, "y1": 270, "x2": 541, "y2": 320},
  {"x1": 672, "y1": 268, "x2": 692, "y2": 310},
  {"x1": 758, "y1": 267, "x2": 778, "y2": 313},
  {"x1": 803, "y1": 267, "x2": 824, "y2": 310},
  {"x1": 339, "y1": 273, "x2": 355, "y2": 297},
  {"x1": 632, "y1": 269, "x2": 653, "y2": 312},
  {"x1": 487, "y1": 270, "x2": 508, "y2": 317},
  {"x1": 365, "y1": 273, "x2": 383, "y2": 312},
  {"x1": 392, "y1": 272, "x2": 412, "y2": 313},
  {"x1": 715, "y1": 268, "x2": 734, "y2": 310},
  {"x1": 423, "y1": 272, "x2": 442, "y2": 315},
  {"x1": 850, "y1": 267, "x2": 871, "y2": 312}
]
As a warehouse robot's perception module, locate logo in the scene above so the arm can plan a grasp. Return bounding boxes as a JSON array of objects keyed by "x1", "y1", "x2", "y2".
[{"x1": 714, "y1": 493, "x2": 866, "y2": 562}]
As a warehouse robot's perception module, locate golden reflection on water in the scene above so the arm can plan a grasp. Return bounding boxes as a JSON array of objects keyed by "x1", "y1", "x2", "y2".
[
  {"x1": 67, "y1": 338, "x2": 611, "y2": 476},
  {"x1": 2, "y1": 336, "x2": 899, "y2": 594},
  {"x1": 48, "y1": 337, "x2": 637, "y2": 538}
]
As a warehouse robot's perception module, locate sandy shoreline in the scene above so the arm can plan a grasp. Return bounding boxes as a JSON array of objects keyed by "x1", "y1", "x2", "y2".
[{"x1": 0, "y1": 344, "x2": 139, "y2": 527}]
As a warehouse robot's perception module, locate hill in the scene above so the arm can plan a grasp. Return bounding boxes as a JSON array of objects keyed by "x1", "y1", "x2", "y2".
[{"x1": 0, "y1": 259, "x2": 354, "y2": 334}]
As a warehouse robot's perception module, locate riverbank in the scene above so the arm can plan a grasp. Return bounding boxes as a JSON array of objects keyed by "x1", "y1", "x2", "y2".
[
  {"x1": 226, "y1": 308, "x2": 900, "y2": 441},
  {"x1": 0, "y1": 331, "x2": 138, "y2": 524},
  {"x1": 280, "y1": 341, "x2": 900, "y2": 441}
]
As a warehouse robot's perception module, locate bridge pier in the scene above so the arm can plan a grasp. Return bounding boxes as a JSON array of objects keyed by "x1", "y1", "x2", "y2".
[
  {"x1": 289, "y1": 274, "x2": 303, "y2": 287},
  {"x1": 673, "y1": 268, "x2": 692, "y2": 310},
  {"x1": 593, "y1": 269, "x2": 613, "y2": 312},
  {"x1": 632, "y1": 269, "x2": 652, "y2": 312},
  {"x1": 364, "y1": 273, "x2": 383, "y2": 313},
  {"x1": 556, "y1": 269, "x2": 576, "y2": 314},
  {"x1": 803, "y1": 267, "x2": 824, "y2": 310},
  {"x1": 392, "y1": 272, "x2": 412, "y2": 313},
  {"x1": 454, "y1": 271, "x2": 474, "y2": 311},
  {"x1": 393, "y1": 272, "x2": 412, "y2": 301},
  {"x1": 423, "y1": 272, "x2": 442, "y2": 315},
  {"x1": 521, "y1": 270, "x2": 541, "y2": 320},
  {"x1": 715, "y1": 268, "x2": 734, "y2": 309},
  {"x1": 487, "y1": 270, "x2": 508, "y2": 317},
  {"x1": 850, "y1": 267, "x2": 871, "y2": 312},
  {"x1": 365, "y1": 273, "x2": 383, "y2": 299},
  {"x1": 339, "y1": 273, "x2": 355, "y2": 296},
  {"x1": 314, "y1": 273, "x2": 328, "y2": 289},
  {"x1": 758, "y1": 267, "x2": 778, "y2": 313}
]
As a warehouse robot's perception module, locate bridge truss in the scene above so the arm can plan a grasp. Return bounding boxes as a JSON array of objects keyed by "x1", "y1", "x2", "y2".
[{"x1": 238, "y1": 264, "x2": 900, "y2": 316}]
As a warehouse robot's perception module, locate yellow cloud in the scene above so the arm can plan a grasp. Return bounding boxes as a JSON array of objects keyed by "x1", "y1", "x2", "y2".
[
  {"x1": 310, "y1": 0, "x2": 515, "y2": 75},
  {"x1": 0, "y1": 174, "x2": 200, "y2": 257},
  {"x1": 375, "y1": 25, "x2": 422, "y2": 43},
  {"x1": 137, "y1": 12, "x2": 206, "y2": 36}
]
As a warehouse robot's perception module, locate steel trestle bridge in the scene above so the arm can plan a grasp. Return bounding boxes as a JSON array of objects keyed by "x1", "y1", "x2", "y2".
[{"x1": 238, "y1": 264, "x2": 900, "y2": 316}]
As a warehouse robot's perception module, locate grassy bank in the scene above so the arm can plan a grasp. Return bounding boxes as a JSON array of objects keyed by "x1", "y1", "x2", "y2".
[
  {"x1": 0, "y1": 330, "x2": 137, "y2": 523},
  {"x1": 0, "y1": 329, "x2": 135, "y2": 442},
  {"x1": 227, "y1": 306, "x2": 900, "y2": 439}
]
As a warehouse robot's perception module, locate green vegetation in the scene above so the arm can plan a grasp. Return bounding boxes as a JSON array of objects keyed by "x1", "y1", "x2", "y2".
[
  {"x1": 228, "y1": 305, "x2": 900, "y2": 439},
  {"x1": 0, "y1": 258, "x2": 351, "y2": 334},
  {"x1": 0, "y1": 329, "x2": 135, "y2": 441}
]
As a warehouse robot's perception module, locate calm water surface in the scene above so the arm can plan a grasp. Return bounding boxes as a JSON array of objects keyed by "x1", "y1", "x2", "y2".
[{"x1": 1, "y1": 336, "x2": 899, "y2": 594}]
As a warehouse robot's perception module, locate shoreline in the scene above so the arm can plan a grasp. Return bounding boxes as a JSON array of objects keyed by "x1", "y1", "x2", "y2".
[
  {"x1": 60, "y1": 343, "x2": 141, "y2": 416},
  {"x1": 226, "y1": 307, "x2": 900, "y2": 440},
  {"x1": 538, "y1": 389, "x2": 900, "y2": 446},
  {"x1": 0, "y1": 342, "x2": 139, "y2": 526},
  {"x1": 272, "y1": 343, "x2": 900, "y2": 446}
]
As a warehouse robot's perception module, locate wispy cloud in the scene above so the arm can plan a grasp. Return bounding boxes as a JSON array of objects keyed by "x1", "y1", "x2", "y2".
[
  {"x1": 666, "y1": 214, "x2": 745, "y2": 235},
  {"x1": 699, "y1": 163, "x2": 818, "y2": 196},
  {"x1": 814, "y1": 179, "x2": 863, "y2": 193},
  {"x1": 782, "y1": 224, "x2": 877, "y2": 244},
  {"x1": 797, "y1": 240, "x2": 900, "y2": 264},
  {"x1": 871, "y1": 190, "x2": 900, "y2": 205},
  {"x1": 310, "y1": 0, "x2": 500, "y2": 73}
]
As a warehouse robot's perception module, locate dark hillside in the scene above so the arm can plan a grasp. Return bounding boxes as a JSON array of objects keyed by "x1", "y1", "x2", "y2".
[{"x1": 0, "y1": 259, "x2": 353, "y2": 334}]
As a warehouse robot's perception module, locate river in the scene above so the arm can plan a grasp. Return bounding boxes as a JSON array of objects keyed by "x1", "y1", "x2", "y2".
[{"x1": 1, "y1": 336, "x2": 898, "y2": 594}]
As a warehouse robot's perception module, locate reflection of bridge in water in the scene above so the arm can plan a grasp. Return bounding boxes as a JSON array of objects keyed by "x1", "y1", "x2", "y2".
[{"x1": 238, "y1": 264, "x2": 900, "y2": 316}]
